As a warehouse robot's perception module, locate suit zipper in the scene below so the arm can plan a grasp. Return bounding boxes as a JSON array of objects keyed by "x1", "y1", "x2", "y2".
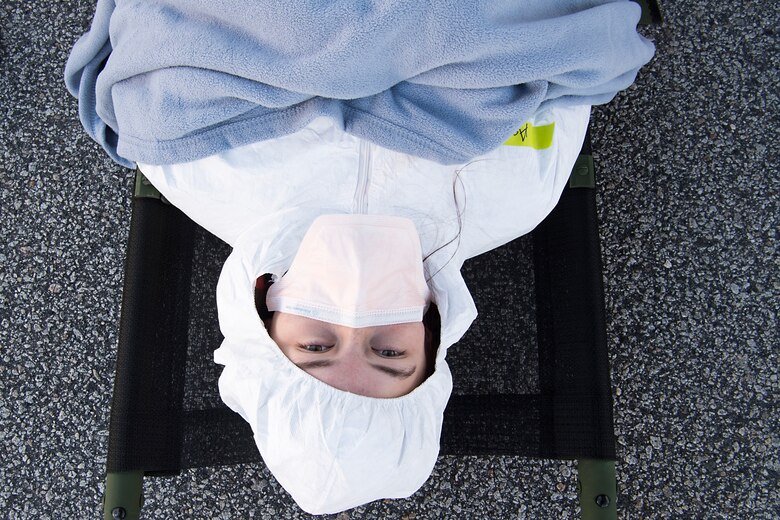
[{"x1": 353, "y1": 140, "x2": 372, "y2": 214}]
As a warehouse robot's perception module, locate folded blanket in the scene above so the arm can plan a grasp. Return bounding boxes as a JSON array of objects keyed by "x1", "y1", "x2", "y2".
[{"x1": 65, "y1": 0, "x2": 654, "y2": 168}]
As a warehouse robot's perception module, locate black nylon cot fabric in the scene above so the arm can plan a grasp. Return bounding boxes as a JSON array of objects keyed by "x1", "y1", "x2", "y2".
[
  {"x1": 107, "y1": 198, "x2": 195, "y2": 474},
  {"x1": 532, "y1": 184, "x2": 616, "y2": 460}
]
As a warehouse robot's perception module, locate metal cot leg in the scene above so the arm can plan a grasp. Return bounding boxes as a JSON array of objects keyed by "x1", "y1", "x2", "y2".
[
  {"x1": 577, "y1": 459, "x2": 617, "y2": 520},
  {"x1": 103, "y1": 470, "x2": 144, "y2": 520}
]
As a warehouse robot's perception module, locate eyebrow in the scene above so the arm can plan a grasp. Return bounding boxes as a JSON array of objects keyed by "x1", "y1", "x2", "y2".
[{"x1": 294, "y1": 359, "x2": 417, "y2": 380}]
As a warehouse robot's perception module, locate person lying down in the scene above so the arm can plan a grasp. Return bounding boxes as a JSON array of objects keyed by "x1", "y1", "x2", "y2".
[
  {"x1": 139, "y1": 105, "x2": 590, "y2": 513},
  {"x1": 65, "y1": 0, "x2": 654, "y2": 514}
]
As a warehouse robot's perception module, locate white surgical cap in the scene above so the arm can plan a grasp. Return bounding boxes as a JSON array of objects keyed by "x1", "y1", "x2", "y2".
[{"x1": 213, "y1": 215, "x2": 459, "y2": 515}]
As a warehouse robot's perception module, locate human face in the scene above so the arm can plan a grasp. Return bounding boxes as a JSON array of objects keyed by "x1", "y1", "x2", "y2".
[{"x1": 268, "y1": 311, "x2": 429, "y2": 398}]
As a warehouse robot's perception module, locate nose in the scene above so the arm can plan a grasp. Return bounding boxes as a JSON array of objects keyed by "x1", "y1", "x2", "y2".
[
  {"x1": 334, "y1": 323, "x2": 373, "y2": 348},
  {"x1": 320, "y1": 326, "x2": 376, "y2": 395}
]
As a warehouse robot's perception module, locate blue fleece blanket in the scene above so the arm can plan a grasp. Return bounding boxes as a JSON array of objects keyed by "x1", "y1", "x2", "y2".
[{"x1": 65, "y1": 0, "x2": 654, "y2": 168}]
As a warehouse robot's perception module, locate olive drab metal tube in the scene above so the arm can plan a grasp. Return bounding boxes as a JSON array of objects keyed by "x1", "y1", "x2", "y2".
[
  {"x1": 103, "y1": 471, "x2": 144, "y2": 520},
  {"x1": 577, "y1": 459, "x2": 617, "y2": 520}
]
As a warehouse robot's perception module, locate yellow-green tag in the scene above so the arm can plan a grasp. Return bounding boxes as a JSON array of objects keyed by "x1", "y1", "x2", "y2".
[{"x1": 503, "y1": 121, "x2": 555, "y2": 149}]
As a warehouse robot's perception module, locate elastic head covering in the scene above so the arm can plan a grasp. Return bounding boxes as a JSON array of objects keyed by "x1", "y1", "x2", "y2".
[{"x1": 214, "y1": 214, "x2": 458, "y2": 515}]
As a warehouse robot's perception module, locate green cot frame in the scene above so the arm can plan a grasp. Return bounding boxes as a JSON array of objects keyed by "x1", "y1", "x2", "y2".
[{"x1": 103, "y1": 462, "x2": 617, "y2": 520}]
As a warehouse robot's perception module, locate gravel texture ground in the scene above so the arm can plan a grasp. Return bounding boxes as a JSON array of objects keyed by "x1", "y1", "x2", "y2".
[{"x1": 1, "y1": 1, "x2": 777, "y2": 518}]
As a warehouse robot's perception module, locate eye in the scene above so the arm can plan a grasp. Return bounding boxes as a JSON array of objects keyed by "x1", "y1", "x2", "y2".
[
  {"x1": 300, "y1": 344, "x2": 332, "y2": 352},
  {"x1": 374, "y1": 348, "x2": 402, "y2": 358}
]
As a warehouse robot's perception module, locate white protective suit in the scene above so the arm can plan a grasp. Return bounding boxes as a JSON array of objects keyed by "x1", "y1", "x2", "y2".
[{"x1": 138, "y1": 103, "x2": 591, "y2": 514}]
